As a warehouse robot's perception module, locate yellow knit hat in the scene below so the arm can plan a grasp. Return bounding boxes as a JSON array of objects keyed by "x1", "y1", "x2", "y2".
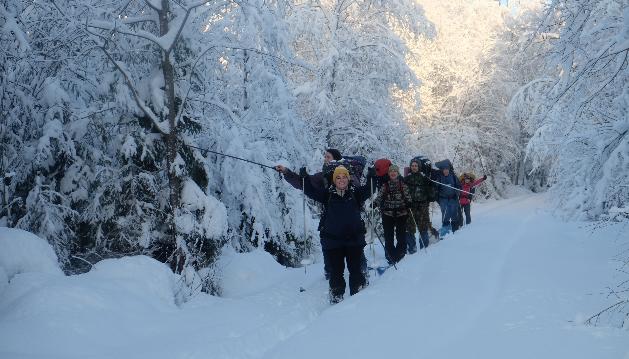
[{"x1": 333, "y1": 165, "x2": 350, "y2": 179}]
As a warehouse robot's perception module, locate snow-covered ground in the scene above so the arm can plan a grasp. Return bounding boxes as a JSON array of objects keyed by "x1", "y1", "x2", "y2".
[{"x1": 0, "y1": 194, "x2": 627, "y2": 359}]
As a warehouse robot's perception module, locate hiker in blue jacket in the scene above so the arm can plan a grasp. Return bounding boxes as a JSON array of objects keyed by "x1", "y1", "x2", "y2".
[
  {"x1": 433, "y1": 159, "x2": 462, "y2": 237},
  {"x1": 275, "y1": 165, "x2": 375, "y2": 304},
  {"x1": 277, "y1": 149, "x2": 369, "y2": 278}
]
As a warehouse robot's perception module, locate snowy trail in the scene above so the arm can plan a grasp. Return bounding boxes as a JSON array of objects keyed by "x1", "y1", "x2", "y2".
[
  {"x1": 260, "y1": 195, "x2": 626, "y2": 359},
  {"x1": 1, "y1": 194, "x2": 627, "y2": 359}
]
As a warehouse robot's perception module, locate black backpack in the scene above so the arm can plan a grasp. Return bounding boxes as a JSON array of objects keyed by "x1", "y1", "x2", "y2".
[
  {"x1": 321, "y1": 156, "x2": 366, "y2": 188},
  {"x1": 411, "y1": 156, "x2": 433, "y2": 177}
]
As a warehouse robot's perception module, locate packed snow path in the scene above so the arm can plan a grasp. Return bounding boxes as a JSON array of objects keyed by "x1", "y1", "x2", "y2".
[{"x1": 0, "y1": 194, "x2": 627, "y2": 359}]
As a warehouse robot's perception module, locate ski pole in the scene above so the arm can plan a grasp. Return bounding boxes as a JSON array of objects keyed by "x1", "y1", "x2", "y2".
[
  {"x1": 420, "y1": 172, "x2": 474, "y2": 196},
  {"x1": 367, "y1": 176, "x2": 396, "y2": 269},
  {"x1": 302, "y1": 176, "x2": 308, "y2": 274},
  {"x1": 408, "y1": 209, "x2": 427, "y2": 254},
  {"x1": 370, "y1": 177, "x2": 376, "y2": 275},
  {"x1": 183, "y1": 143, "x2": 277, "y2": 170},
  {"x1": 368, "y1": 214, "x2": 397, "y2": 270}
]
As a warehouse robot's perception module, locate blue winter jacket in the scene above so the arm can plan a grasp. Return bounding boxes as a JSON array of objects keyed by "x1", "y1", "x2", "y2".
[
  {"x1": 433, "y1": 172, "x2": 461, "y2": 200},
  {"x1": 303, "y1": 179, "x2": 373, "y2": 250}
]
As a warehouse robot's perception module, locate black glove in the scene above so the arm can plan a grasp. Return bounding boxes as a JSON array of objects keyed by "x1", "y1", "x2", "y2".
[
  {"x1": 367, "y1": 167, "x2": 376, "y2": 178},
  {"x1": 299, "y1": 167, "x2": 308, "y2": 178},
  {"x1": 483, "y1": 175, "x2": 487, "y2": 180}
]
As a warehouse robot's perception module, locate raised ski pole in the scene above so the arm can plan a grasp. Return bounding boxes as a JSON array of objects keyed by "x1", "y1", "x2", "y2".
[
  {"x1": 183, "y1": 143, "x2": 277, "y2": 170},
  {"x1": 420, "y1": 172, "x2": 474, "y2": 196}
]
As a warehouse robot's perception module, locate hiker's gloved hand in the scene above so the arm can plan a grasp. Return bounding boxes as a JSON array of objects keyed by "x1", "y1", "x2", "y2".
[
  {"x1": 299, "y1": 167, "x2": 309, "y2": 178},
  {"x1": 483, "y1": 175, "x2": 487, "y2": 180},
  {"x1": 367, "y1": 167, "x2": 376, "y2": 178}
]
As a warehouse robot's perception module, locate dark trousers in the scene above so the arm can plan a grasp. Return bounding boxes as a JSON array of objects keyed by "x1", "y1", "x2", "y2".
[
  {"x1": 382, "y1": 214, "x2": 407, "y2": 263},
  {"x1": 439, "y1": 198, "x2": 461, "y2": 232},
  {"x1": 462, "y1": 203, "x2": 471, "y2": 224},
  {"x1": 325, "y1": 246, "x2": 367, "y2": 299},
  {"x1": 407, "y1": 203, "x2": 431, "y2": 249},
  {"x1": 323, "y1": 249, "x2": 368, "y2": 280}
]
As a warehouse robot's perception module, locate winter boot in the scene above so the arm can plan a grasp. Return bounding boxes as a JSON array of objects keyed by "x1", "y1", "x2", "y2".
[
  {"x1": 439, "y1": 225, "x2": 452, "y2": 238},
  {"x1": 430, "y1": 226, "x2": 440, "y2": 240},
  {"x1": 329, "y1": 293, "x2": 343, "y2": 305}
]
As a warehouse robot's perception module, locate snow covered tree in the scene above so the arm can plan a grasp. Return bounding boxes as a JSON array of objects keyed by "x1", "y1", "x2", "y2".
[
  {"x1": 404, "y1": 0, "x2": 519, "y2": 197},
  {"x1": 0, "y1": 1, "x2": 93, "y2": 267},
  {"x1": 521, "y1": 0, "x2": 628, "y2": 220},
  {"x1": 78, "y1": 0, "x2": 236, "y2": 283},
  {"x1": 285, "y1": 0, "x2": 433, "y2": 162},
  {"x1": 187, "y1": 0, "x2": 316, "y2": 267}
]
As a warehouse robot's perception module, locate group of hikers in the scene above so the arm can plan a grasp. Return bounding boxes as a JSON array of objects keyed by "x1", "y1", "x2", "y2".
[{"x1": 274, "y1": 149, "x2": 487, "y2": 304}]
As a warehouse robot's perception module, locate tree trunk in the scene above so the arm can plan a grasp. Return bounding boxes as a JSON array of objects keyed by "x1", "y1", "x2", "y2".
[
  {"x1": 159, "y1": 0, "x2": 181, "y2": 263},
  {"x1": 243, "y1": 49, "x2": 250, "y2": 111}
]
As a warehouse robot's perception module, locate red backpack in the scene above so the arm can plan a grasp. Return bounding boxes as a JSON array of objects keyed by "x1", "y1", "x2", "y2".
[{"x1": 374, "y1": 158, "x2": 392, "y2": 177}]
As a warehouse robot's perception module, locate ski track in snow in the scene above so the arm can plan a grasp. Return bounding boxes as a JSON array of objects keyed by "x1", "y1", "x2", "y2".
[
  {"x1": 1, "y1": 194, "x2": 627, "y2": 359},
  {"x1": 259, "y1": 194, "x2": 627, "y2": 359}
]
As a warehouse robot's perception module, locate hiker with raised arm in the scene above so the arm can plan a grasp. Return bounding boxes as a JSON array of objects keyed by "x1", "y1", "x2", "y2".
[
  {"x1": 458, "y1": 172, "x2": 488, "y2": 225},
  {"x1": 275, "y1": 165, "x2": 375, "y2": 304},
  {"x1": 277, "y1": 149, "x2": 371, "y2": 281},
  {"x1": 281, "y1": 149, "x2": 342, "y2": 191}
]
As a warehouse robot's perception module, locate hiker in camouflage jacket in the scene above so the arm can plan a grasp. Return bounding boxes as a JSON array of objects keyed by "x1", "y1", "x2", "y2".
[
  {"x1": 376, "y1": 165, "x2": 411, "y2": 264},
  {"x1": 404, "y1": 159, "x2": 436, "y2": 252}
]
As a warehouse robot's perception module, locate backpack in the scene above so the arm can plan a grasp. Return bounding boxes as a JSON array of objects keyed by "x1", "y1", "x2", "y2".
[
  {"x1": 434, "y1": 159, "x2": 453, "y2": 171},
  {"x1": 410, "y1": 156, "x2": 433, "y2": 177},
  {"x1": 322, "y1": 156, "x2": 366, "y2": 188},
  {"x1": 374, "y1": 158, "x2": 392, "y2": 177}
]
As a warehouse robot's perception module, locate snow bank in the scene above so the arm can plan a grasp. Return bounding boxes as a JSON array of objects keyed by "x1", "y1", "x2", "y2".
[
  {"x1": 85, "y1": 256, "x2": 178, "y2": 308},
  {"x1": 0, "y1": 255, "x2": 179, "y2": 358},
  {"x1": 218, "y1": 248, "x2": 290, "y2": 297},
  {"x1": 0, "y1": 227, "x2": 63, "y2": 292},
  {"x1": 1, "y1": 196, "x2": 627, "y2": 359}
]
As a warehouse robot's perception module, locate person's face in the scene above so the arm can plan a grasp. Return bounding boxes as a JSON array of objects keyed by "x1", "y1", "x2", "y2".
[
  {"x1": 334, "y1": 174, "x2": 349, "y2": 190},
  {"x1": 389, "y1": 169, "x2": 399, "y2": 180},
  {"x1": 465, "y1": 177, "x2": 471, "y2": 183},
  {"x1": 442, "y1": 168, "x2": 450, "y2": 176},
  {"x1": 324, "y1": 152, "x2": 334, "y2": 164},
  {"x1": 410, "y1": 162, "x2": 419, "y2": 173}
]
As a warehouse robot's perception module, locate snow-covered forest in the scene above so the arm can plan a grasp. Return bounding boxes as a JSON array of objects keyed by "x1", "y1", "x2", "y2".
[
  {"x1": 1, "y1": 0, "x2": 628, "y2": 357},
  {"x1": 1, "y1": 0, "x2": 627, "y2": 299}
]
